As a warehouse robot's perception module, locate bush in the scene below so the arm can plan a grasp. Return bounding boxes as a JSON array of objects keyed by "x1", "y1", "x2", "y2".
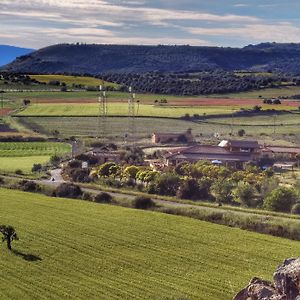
[
  {"x1": 15, "y1": 169, "x2": 23, "y2": 175},
  {"x1": 133, "y1": 196, "x2": 155, "y2": 209},
  {"x1": 291, "y1": 203, "x2": 300, "y2": 215},
  {"x1": 69, "y1": 168, "x2": 90, "y2": 183},
  {"x1": 55, "y1": 183, "x2": 83, "y2": 199},
  {"x1": 233, "y1": 181, "x2": 256, "y2": 207},
  {"x1": 81, "y1": 192, "x2": 93, "y2": 201},
  {"x1": 19, "y1": 180, "x2": 41, "y2": 192},
  {"x1": 152, "y1": 173, "x2": 181, "y2": 196},
  {"x1": 0, "y1": 177, "x2": 4, "y2": 184},
  {"x1": 94, "y1": 192, "x2": 113, "y2": 203},
  {"x1": 32, "y1": 163, "x2": 43, "y2": 173},
  {"x1": 237, "y1": 129, "x2": 246, "y2": 137},
  {"x1": 264, "y1": 187, "x2": 299, "y2": 212},
  {"x1": 176, "y1": 178, "x2": 200, "y2": 200}
]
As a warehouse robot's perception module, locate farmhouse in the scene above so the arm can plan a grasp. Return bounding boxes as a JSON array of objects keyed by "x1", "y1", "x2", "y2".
[
  {"x1": 152, "y1": 129, "x2": 194, "y2": 144},
  {"x1": 218, "y1": 139, "x2": 260, "y2": 154},
  {"x1": 87, "y1": 148, "x2": 121, "y2": 164},
  {"x1": 164, "y1": 142, "x2": 257, "y2": 169},
  {"x1": 261, "y1": 145, "x2": 300, "y2": 160}
]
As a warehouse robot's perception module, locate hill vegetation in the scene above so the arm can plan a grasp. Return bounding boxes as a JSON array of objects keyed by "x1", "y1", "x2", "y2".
[
  {"x1": 1, "y1": 187, "x2": 300, "y2": 299},
  {"x1": 4, "y1": 43, "x2": 300, "y2": 75}
]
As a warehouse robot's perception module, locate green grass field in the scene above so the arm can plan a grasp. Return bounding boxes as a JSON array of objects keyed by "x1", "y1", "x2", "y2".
[
  {"x1": 210, "y1": 85, "x2": 300, "y2": 99},
  {"x1": 15, "y1": 103, "x2": 296, "y2": 118},
  {"x1": 0, "y1": 142, "x2": 71, "y2": 174},
  {"x1": 1, "y1": 188, "x2": 300, "y2": 299},
  {"x1": 0, "y1": 142, "x2": 71, "y2": 157},
  {"x1": 0, "y1": 156, "x2": 50, "y2": 174},
  {"x1": 29, "y1": 74, "x2": 119, "y2": 88}
]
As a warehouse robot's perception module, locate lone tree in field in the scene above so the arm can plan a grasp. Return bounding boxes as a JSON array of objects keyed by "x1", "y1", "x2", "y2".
[{"x1": 0, "y1": 225, "x2": 19, "y2": 250}]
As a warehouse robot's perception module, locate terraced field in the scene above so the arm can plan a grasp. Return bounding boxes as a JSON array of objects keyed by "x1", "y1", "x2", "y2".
[
  {"x1": 1, "y1": 188, "x2": 300, "y2": 299},
  {"x1": 0, "y1": 142, "x2": 71, "y2": 174}
]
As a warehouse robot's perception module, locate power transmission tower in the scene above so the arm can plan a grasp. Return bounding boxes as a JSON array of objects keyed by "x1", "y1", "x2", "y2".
[
  {"x1": 127, "y1": 86, "x2": 136, "y2": 144},
  {"x1": 97, "y1": 85, "x2": 108, "y2": 140}
]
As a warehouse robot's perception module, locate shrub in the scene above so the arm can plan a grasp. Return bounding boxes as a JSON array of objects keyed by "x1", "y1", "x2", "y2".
[
  {"x1": 152, "y1": 173, "x2": 181, "y2": 196},
  {"x1": 291, "y1": 203, "x2": 300, "y2": 215},
  {"x1": 133, "y1": 196, "x2": 155, "y2": 209},
  {"x1": 55, "y1": 183, "x2": 83, "y2": 199},
  {"x1": 264, "y1": 187, "x2": 299, "y2": 212},
  {"x1": 50, "y1": 154, "x2": 61, "y2": 166},
  {"x1": 233, "y1": 181, "x2": 256, "y2": 207},
  {"x1": 210, "y1": 179, "x2": 235, "y2": 204},
  {"x1": 69, "y1": 168, "x2": 90, "y2": 183},
  {"x1": 0, "y1": 177, "x2": 4, "y2": 184},
  {"x1": 32, "y1": 163, "x2": 43, "y2": 173},
  {"x1": 19, "y1": 180, "x2": 41, "y2": 192},
  {"x1": 15, "y1": 169, "x2": 23, "y2": 175},
  {"x1": 237, "y1": 129, "x2": 246, "y2": 137},
  {"x1": 81, "y1": 192, "x2": 93, "y2": 201},
  {"x1": 68, "y1": 160, "x2": 82, "y2": 168},
  {"x1": 94, "y1": 192, "x2": 113, "y2": 203},
  {"x1": 176, "y1": 178, "x2": 200, "y2": 200}
]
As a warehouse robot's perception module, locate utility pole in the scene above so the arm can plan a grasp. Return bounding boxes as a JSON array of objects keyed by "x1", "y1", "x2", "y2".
[
  {"x1": 98, "y1": 85, "x2": 108, "y2": 141},
  {"x1": 128, "y1": 86, "x2": 136, "y2": 144}
]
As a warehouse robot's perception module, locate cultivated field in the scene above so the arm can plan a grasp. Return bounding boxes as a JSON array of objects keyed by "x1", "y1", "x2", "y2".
[
  {"x1": 1, "y1": 188, "x2": 300, "y2": 299},
  {"x1": 29, "y1": 74, "x2": 119, "y2": 88},
  {"x1": 209, "y1": 85, "x2": 300, "y2": 99},
  {"x1": 15, "y1": 102, "x2": 297, "y2": 118},
  {"x1": 0, "y1": 156, "x2": 50, "y2": 174},
  {"x1": 16, "y1": 114, "x2": 300, "y2": 145},
  {"x1": 16, "y1": 103, "x2": 239, "y2": 117},
  {"x1": 0, "y1": 142, "x2": 71, "y2": 174}
]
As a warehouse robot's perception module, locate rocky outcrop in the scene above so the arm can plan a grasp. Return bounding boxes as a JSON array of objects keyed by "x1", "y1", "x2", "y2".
[{"x1": 233, "y1": 258, "x2": 300, "y2": 300}]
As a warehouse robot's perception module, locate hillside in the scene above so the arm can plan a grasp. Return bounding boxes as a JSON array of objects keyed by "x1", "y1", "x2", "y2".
[
  {"x1": 3, "y1": 43, "x2": 300, "y2": 75},
  {"x1": 0, "y1": 45, "x2": 34, "y2": 67},
  {"x1": 1, "y1": 188, "x2": 300, "y2": 299}
]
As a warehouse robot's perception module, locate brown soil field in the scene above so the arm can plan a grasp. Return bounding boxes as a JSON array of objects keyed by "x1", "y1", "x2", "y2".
[{"x1": 0, "y1": 109, "x2": 13, "y2": 116}]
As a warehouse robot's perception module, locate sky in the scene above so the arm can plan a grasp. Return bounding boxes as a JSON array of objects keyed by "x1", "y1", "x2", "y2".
[{"x1": 1, "y1": 0, "x2": 300, "y2": 49}]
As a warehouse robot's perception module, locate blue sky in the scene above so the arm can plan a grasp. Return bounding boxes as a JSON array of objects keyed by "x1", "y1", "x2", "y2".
[{"x1": 1, "y1": 0, "x2": 300, "y2": 49}]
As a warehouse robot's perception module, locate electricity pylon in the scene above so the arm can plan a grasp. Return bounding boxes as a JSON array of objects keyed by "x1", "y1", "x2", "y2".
[
  {"x1": 98, "y1": 85, "x2": 108, "y2": 140},
  {"x1": 127, "y1": 86, "x2": 136, "y2": 144}
]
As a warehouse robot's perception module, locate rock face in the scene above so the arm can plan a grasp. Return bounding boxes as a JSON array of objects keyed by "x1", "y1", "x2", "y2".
[{"x1": 233, "y1": 258, "x2": 300, "y2": 300}]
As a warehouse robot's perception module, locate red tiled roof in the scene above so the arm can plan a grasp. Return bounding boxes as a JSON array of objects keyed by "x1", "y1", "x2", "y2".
[
  {"x1": 227, "y1": 140, "x2": 260, "y2": 148},
  {"x1": 264, "y1": 146, "x2": 300, "y2": 154},
  {"x1": 165, "y1": 144, "x2": 253, "y2": 162}
]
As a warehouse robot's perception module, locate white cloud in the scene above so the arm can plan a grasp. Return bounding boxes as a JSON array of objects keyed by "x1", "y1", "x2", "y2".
[{"x1": 186, "y1": 23, "x2": 300, "y2": 43}]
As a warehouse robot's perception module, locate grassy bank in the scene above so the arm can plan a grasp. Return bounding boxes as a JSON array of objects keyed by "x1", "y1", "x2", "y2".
[{"x1": 1, "y1": 187, "x2": 300, "y2": 299}]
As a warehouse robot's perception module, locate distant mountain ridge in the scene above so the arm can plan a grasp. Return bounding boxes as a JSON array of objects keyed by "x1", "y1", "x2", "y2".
[
  {"x1": 0, "y1": 45, "x2": 34, "y2": 67},
  {"x1": 3, "y1": 43, "x2": 300, "y2": 75}
]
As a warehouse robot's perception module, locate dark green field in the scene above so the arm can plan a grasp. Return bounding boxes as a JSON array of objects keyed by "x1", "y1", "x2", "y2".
[{"x1": 1, "y1": 188, "x2": 300, "y2": 299}]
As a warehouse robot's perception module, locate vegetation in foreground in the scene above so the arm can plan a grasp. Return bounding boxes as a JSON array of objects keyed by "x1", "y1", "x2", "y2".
[{"x1": 1, "y1": 188, "x2": 300, "y2": 299}]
